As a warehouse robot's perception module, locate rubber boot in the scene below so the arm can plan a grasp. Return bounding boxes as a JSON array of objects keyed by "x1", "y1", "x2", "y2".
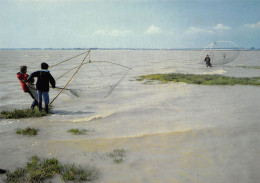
[
  {"x1": 30, "y1": 100, "x2": 38, "y2": 110},
  {"x1": 45, "y1": 105, "x2": 49, "y2": 114},
  {"x1": 38, "y1": 103, "x2": 42, "y2": 111}
]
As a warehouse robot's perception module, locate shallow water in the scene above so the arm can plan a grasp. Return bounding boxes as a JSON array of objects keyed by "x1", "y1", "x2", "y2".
[{"x1": 0, "y1": 50, "x2": 260, "y2": 183}]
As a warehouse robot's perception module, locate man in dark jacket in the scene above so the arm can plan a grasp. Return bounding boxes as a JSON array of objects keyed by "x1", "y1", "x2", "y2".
[
  {"x1": 204, "y1": 55, "x2": 212, "y2": 67},
  {"x1": 27, "y1": 62, "x2": 55, "y2": 113}
]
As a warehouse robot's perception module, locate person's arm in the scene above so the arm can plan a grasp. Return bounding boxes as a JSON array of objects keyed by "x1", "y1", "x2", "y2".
[
  {"x1": 49, "y1": 74, "x2": 56, "y2": 88},
  {"x1": 27, "y1": 71, "x2": 37, "y2": 83}
]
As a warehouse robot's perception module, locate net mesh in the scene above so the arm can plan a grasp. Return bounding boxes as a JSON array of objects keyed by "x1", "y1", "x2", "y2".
[
  {"x1": 200, "y1": 41, "x2": 241, "y2": 65},
  {"x1": 49, "y1": 50, "x2": 131, "y2": 102}
]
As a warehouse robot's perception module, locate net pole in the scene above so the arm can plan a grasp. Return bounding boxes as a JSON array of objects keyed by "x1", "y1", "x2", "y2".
[
  {"x1": 49, "y1": 50, "x2": 91, "y2": 106},
  {"x1": 56, "y1": 62, "x2": 91, "y2": 81},
  {"x1": 91, "y1": 60, "x2": 132, "y2": 69},
  {"x1": 50, "y1": 50, "x2": 89, "y2": 68}
]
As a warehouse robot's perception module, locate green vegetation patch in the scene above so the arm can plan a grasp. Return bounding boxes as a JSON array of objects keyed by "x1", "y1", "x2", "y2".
[
  {"x1": 26, "y1": 156, "x2": 60, "y2": 182},
  {"x1": 5, "y1": 167, "x2": 27, "y2": 183},
  {"x1": 5, "y1": 156, "x2": 99, "y2": 183},
  {"x1": 60, "y1": 164, "x2": 99, "y2": 182},
  {"x1": 108, "y1": 149, "x2": 126, "y2": 164},
  {"x1": 6, "y1": 156, "x2": 59, "y2": 183},
  {"x1": 16, "y1": 127, "x2": 39, "y2": 136},
  {"x1": 138, "y1": 73, "x2": 260, "y2": 86},
  {"x1": 67, "y1": 128, "x2": 88, "y2": 135},
  {"x1": 0, "y1": 108, "x2": 47, "y2": 119}
]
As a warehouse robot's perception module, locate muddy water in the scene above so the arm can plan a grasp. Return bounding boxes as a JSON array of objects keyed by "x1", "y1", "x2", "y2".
[{"x1": 0, "y1": 50, "x2": 259, "y2": 183}]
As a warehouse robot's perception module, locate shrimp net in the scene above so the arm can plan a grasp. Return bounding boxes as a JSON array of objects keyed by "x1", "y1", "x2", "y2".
[
  {"x1": 49, "y1": 50, "x2": 131, "y2": 104},
  {"x1": 199, "y1": 41, "x2": 242, "y2": 65}
]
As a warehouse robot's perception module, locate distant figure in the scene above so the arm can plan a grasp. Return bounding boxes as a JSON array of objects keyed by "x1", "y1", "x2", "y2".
[
  {"x1": 16, "y1": 65, "x2": 38, "y2": 110},
  {"x1": 204, "y1": 55, "x2": 212, "y2": 67},
  {"x1": 27, "y1": 62, "x2": 55, "y2": 114}
]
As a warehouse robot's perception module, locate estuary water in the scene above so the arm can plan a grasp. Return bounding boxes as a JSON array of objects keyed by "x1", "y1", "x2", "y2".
[{"x1": 0, "y1": 50, "x2": 260, "y2": 183}]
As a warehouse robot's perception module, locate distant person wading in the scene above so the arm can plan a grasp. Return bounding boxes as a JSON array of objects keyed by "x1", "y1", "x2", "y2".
[
  {"x1": 204, "y1": 55, "x2": 212, "y2": 67},
  {"x1": 27, "y1": 62, "x2": 55, "y2": 114}
]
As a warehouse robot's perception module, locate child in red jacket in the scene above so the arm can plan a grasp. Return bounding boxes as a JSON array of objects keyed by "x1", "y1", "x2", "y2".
[{"x1": 17, "y1": 65, "x2": 38, "y2": 110}]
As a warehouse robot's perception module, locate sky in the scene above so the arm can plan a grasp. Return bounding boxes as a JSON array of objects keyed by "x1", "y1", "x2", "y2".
[{"x1": 0, "y1": 0, "x2": 260, "y2": 49}]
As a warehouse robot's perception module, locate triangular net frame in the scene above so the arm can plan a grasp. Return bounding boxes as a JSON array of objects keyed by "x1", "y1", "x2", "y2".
[
  {"x1": 199, "y1": 41, "x2": 242, "y2": 66},
  {"x1": 49, "y1": 50, "x2": 131, "y2": 105}
]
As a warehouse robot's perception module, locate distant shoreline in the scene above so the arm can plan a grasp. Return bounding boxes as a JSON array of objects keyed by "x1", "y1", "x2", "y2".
[{"x1": 0, "y1": 48, "x2": 258, "y2": 51}]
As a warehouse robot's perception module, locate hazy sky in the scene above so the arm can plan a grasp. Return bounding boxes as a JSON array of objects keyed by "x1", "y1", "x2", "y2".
[{"x1": 1, "y1": 0, "x2": 259, "y2": 48}]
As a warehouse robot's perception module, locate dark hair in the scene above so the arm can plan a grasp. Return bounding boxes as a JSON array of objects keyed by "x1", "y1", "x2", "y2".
[
  {"x1": 20, "y1": 65, "x2": 27, "y2": 73},
  {"x1": 41, "y1": 62, "x2": 49, "y2": 70}
]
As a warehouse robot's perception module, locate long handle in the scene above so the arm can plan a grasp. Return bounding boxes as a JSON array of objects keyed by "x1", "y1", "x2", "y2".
[
  {"x1": 49, "y1": 50, "x2": 90, "y2": 105},
  {"x1": 53, "y1": 87, "x2": 72, "y2": 91}
]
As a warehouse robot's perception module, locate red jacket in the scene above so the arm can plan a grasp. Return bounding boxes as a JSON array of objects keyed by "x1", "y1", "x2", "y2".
[{"x1": 17, "y1": 72, "x2": 29, "y2": 93}]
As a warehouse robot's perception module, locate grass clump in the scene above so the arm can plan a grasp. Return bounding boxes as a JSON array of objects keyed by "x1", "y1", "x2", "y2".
[
  {"x1": 67, "y1": 128, "x2": 88, "y2": 135},
  {"x1": 16, "y1": 127, "x2": 39, "y2": 136},
  {"x1": 26, "y1": 156, "x2": 60, "y2": 182},
  {"x1": 60, "y1": 164, "x2": 99, "y2": 182},
  {"x1": 6, "y1": 156, "x2": 60, "y2": 183},
  {"x1": 5, "y1": 156, "x2": 99, "y2": 183},
  {"x1": 5, "y1": 168, "x2": 27, "y2": 183},
  {"x1": 108, "y1": 149, "x2": 126, "y2": 164},
  {"x1": 138, "y1": 73, "x2": 260, "y2": 86},
  {"x1": 0, "y1": 108, "x2": 47, "y2": 119}
]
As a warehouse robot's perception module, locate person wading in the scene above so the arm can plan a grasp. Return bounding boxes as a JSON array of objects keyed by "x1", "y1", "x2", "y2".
[
  {"x1": 27, "y1": 62, "x2": 55, "y2": 114},
  {"x1": 16, "y1": 65, "x2": 38, "y2": 109},
  {"x1": 204, "y1": 55, "x2": 212, "y2": 67}
]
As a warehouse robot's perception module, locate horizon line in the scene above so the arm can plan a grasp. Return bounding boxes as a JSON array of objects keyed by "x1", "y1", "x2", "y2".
[{"x1": 0, "y1": 47, "x2": 256, "y2": 50}]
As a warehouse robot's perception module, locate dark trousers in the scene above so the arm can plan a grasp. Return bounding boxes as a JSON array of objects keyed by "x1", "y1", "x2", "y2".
[{"x1": 28, "y1": 90, "x2": 38, "y2": 109}]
